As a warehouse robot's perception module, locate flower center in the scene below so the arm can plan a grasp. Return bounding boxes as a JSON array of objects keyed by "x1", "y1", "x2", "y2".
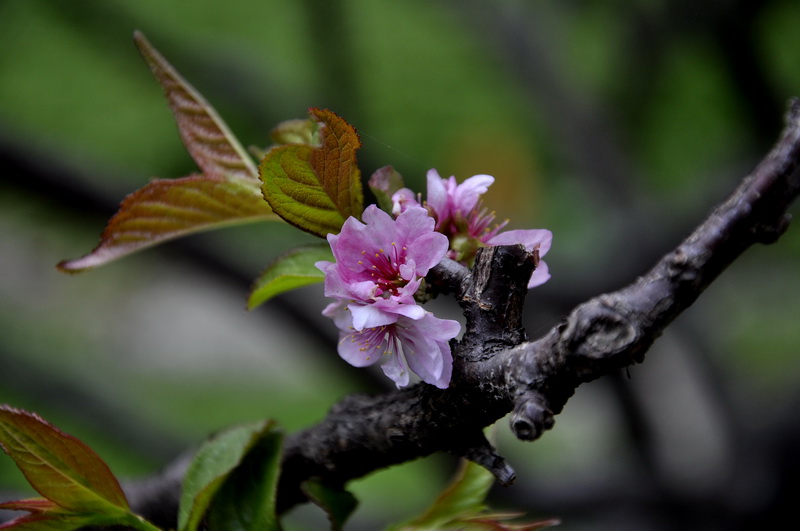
[
  {"x1": 357, "y1": 242, "x2": 408, "y2": 296},
  {"x1": 346, "y1": 325, "x2": 400, "y2": 361}
]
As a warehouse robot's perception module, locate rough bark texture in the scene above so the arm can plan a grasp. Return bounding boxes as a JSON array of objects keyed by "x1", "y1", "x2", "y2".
[{"x1": 69, "y1": 97, "x2": 800, "y2": 528}]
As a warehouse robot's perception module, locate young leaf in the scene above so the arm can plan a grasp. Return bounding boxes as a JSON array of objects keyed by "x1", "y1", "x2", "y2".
[
  {"x1": 308, "y1": 108, "x2": 364, "y2": 221},
  {"x1": 178, "y1": 420, "x2": 282, "y2": 531},
  {"x1": 57, "y1": 32, "x2": 279, "y2": 273},
  {"x1": 260, "y1": 108, "x2": 363, "y2": 238},
  {"x1": 0, "y1": 512, "x2": 87, "y2": 531},
  {"x1": 270, "y1": 118, "x2": 317, "y2": 146},
  {"x1": 0, "y1": 504, "x2": 161, "y2": 531},
  {"x1": 57, "y1": 176, "x2": 276, "y2": 272},
  {"x1": 247, "y1": 243, "x2": 333, "y2": 310},
  {"x1": 396, "y1": 459, "x2": 493, "y2": 530},
  {"x1": 133, "y1": 30, "x2": 258, "y2": 182},
  {"x1": 0, "y1": 406, "x2": 129, "y2": 515},
  {"x1": 0, "y1": 498, "x2": 72, "y2": 530},
  {"x1": 205, "y1": 429, "x2": 283, "y2": 531},
  {"x1": 300, "y1": 479, "x2": 358, "y2": 531},
  {"x1": 388, "y1": 460, "x2": 559, "y2": 531}
]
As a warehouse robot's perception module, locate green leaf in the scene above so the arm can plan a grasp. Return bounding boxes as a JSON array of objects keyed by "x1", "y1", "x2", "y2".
[
  {"x1": 260, "y1": 108, "x2": 363, "y2": 238},
  {"x1": 57, "y1": 32, "x2": 280, "y2": 273},
  {"x1": 247, "y1": 243, "x2": 333, "y2": 310},
  {"x1": 368, "y1": 165, "x2": 405, "y2": 213},
  {"x1": 178, "y1": 420, "x2": 282, "y2": 531},
  {"x1": 0, "y1": 406, "x2": 129, "y2": 516},
  {"x1": 392, "y1": 459, "x2": 494, "y2": 531},
  {"x1": 301, "y1": 479, "x2": 358, "y2": 531},
  {"x1": 206, "y1": 430, "x2": 283, "y2": 531},
  {"x1": 388, "y1": 460, "x2": 559, "y2": 531}
]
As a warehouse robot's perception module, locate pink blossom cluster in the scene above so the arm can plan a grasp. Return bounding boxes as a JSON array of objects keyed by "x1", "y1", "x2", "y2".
[
  {"x1": 393, "y1": 169, "x2": 552, "y2": 288},
  {"x1": 318, "y1": 169, "x2": 552, "y2": 389},
  {"x1": 316, "y1": 205, "x2": 460, "y2": 388}
]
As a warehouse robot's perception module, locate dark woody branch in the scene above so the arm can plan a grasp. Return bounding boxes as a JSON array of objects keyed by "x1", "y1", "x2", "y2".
[
  {"x1": 124, "y1": 98, "x2": 800, "y2": 526},
  {"x1": 273, "y1": 97, "x2": 800, "y2": 512}
]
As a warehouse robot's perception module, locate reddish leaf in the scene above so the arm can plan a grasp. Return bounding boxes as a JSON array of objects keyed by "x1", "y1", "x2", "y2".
[
  {"x1": 308, "y1": 107, "x2": 363, "y2": 221},
  {"x1": 57, "y1": 175, "x2": 275, "y2": 272},
  {"x1": 0, "y1": 406, "x2": 128, "y2": 514},
  {"x1": 460, "y1": 513, "x2": 561, "y2": 530},
  {"x1": 133, "y1": 31, "x2": 258, "y2": 182},
  {"x1": 0, "y1": 498, "x2": 61, "y2": 515},
  {"x1": 57, "y1": 32, "x2": 280, "y2": 272},
  {"x1": 0, "y1": 514, "x2": 75, "y2": 531},
  {"x1": 0, "y1": 500, "x2": 73, "y2": 531}
]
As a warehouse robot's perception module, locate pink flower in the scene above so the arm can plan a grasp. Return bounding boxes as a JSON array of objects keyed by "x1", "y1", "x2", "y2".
[
  {"x1": 392, "y1": 169, "x2": 553, "y2": 288},
  {"x1": 317, "y1": 204, "x2": 449, "y2": 309},
  {"x1": 316, "y1": 204, "x2": 460, "y2": 388},
  {"x1": 425, "y1": 170, "x2": 494, "y2": 234},
  {"x1": 323, "y1": 301, "x2": 459, "y2": 389}
]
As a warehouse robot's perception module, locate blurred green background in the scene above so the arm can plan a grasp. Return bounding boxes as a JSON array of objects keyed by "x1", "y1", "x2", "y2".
[{"x1": 2, "y1": 0, "x2": 800, "y2": 529}]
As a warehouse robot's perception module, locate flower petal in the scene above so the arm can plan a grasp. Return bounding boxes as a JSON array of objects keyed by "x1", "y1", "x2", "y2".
[
  {"x1": 452, "y1": 174, "x2": 494, "y2": 215},
  {"x1": 527, "y1": 260, "x2": 550, "y2": 288},
  {"x1": 337, "y1": 328, "x2": 386, "y2": 368},
  {"x1": 405, "y1": 232, "x2": 449, "y2": 274},
  {"x1": 349, "y1": 303, "x2": 399, "y2": 330},
  {"x1": 381, "y1": 341, "x2": 411, "y2": 388},
  {"x1": 487, "y1": 228, "x2": 552, "y2": 257},
  {"x1": 425, "y1": 169, "x2": 449, "y2": 221},
  {"x1": 396, "y1": 313, "x2": 459, "y2": 388}
]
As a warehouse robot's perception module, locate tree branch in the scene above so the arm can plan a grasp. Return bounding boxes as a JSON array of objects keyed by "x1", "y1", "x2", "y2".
[
  {"x1": 102, "y1": 97, "x2": 800, "y2": 527},
  {"x1": 270, "y1": 97, "x2": 800, "y2": 511}
]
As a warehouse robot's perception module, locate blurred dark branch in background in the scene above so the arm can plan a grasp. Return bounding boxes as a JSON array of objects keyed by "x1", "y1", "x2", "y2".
[{"x1": 443, "y1": 0, "x2": 787, "y2": 307}]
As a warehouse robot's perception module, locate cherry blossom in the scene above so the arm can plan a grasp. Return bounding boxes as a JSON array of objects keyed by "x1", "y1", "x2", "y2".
[
  {"x1": 323, "y1": 301, "x2": 459, "y2": 389},
  {"x1": 392, "y1": 169, "x2": 553, "y2": 288},
  {"x1": 316, "y1": 204, "x2": 459, "y2": 388}
]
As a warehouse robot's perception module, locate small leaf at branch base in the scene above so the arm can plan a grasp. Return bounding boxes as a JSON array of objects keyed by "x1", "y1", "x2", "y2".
[
  {"x1": 259, "y1": 108, "x2": 363, "y2": 238},
  {"x1": 248, "y1": 244, "x2": 332, "y2": 309},
  {"x1": 300, "y1": 479, "x2": 358, "y2": 531},
  {"x1": 0, "y1": 406, "x2": 129, "y2": 515},
  {"x1": 388, "y1": 460, "x2": 559, "y2": 530},
  {"x1": 178, "y1": 420, "x2": 282, "y2": 531},
  {"x1": 206, "y1": 431, "x2": 283, "y2": 531},
  {"x1": 398, "y1": 459, "x2": 492, "y2": 529},
  {"x1": 57, "y1": 176, "x2": 277, "y2": 272}
]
